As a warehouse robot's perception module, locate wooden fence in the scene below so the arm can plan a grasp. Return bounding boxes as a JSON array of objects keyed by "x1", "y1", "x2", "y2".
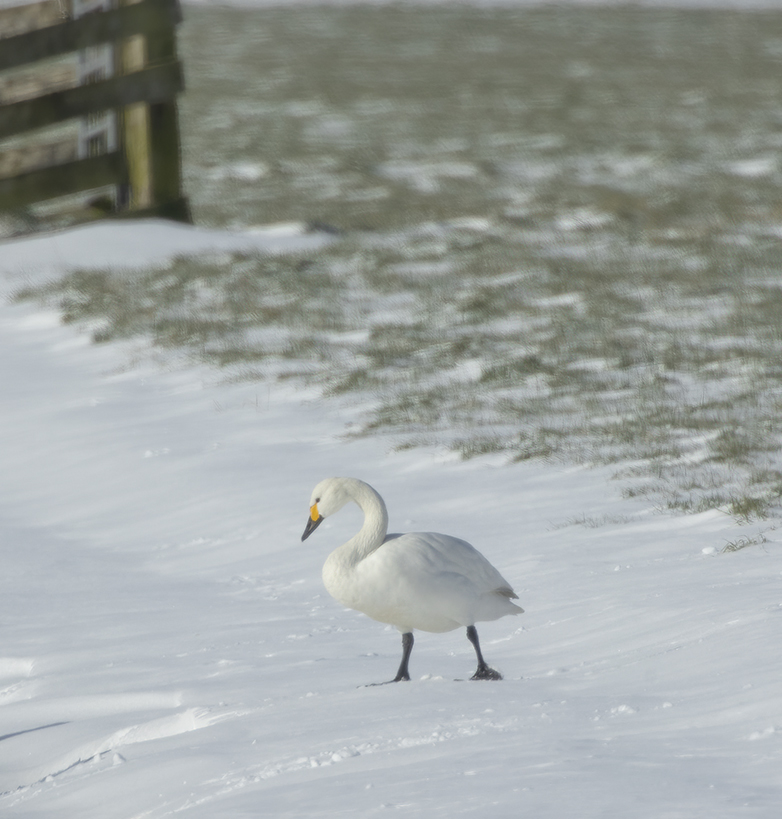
[{"x1": 0, "y1": 0, "x2": 190, "y2": 227}]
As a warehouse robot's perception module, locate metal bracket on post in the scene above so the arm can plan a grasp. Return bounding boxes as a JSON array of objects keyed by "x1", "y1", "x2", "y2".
[{"x1": 73, "y1": 0, "x2": 118, "y2": 206}]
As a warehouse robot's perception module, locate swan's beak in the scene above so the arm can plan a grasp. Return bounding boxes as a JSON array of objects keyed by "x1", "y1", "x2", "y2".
[{"x1": 301, "y1": 504, "x2": 323, "y2": 541}]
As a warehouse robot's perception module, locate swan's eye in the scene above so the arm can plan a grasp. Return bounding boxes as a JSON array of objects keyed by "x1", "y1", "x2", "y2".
[{"x1": 315, "y1": 497, "x2": 320, "y2": 503}]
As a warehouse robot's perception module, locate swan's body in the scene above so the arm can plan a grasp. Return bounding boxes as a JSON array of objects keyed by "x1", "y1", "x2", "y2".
[{"x1": 301, "y1": 477, "x2": 523, "y2": 682}]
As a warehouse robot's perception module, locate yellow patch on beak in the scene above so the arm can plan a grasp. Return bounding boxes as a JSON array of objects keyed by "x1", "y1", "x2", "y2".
[{"x1": 310, "y1": 503, "x2": 320, "y2": 521}]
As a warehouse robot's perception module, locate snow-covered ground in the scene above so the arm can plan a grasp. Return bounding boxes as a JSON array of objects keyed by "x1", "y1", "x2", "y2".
[{"x1": 0, "y1": 220, "x2": 780, "y2": 817}]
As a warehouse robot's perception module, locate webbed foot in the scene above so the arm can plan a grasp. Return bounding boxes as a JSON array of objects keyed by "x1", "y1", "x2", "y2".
[{"x1": 470, "y1": 664, "x2": 503, "y2": 681}]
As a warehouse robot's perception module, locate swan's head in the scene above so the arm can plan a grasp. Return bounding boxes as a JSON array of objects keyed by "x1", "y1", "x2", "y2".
[{"x1": 301, "y1": 477, "x2": 355, "y2": 541}]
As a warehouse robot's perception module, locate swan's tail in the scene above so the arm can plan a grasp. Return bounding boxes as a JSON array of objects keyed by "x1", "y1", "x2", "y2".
[{"x1": 494, "y1": 587, "x2": 524, "y2": 614}]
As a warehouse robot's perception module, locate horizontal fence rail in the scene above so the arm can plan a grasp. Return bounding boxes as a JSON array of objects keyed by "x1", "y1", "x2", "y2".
[
  {"x1": 0, "y1": 0, "x2": 182, "y2": 71},
  {"x1": 0, "y1": 61, "x2": 184, "y2": 139},
  {"x1": 0, "y1": 152, "x2": 123, "y2": 209}
]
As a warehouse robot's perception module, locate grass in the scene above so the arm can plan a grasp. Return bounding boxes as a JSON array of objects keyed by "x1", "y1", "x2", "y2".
[
  {"x1": 722, "y1": 531, "x2": 771, "y2": 553},
  {"x1": 14, "y1": 3, "x2": 782, "y2": 524}
]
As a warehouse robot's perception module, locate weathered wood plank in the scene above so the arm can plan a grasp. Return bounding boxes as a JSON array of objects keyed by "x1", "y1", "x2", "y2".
[
  {"x1": 0, "y1": 62, "x2": 76, "y2": 106},
  {"x1": 0, "y1": 137, "x2": 76, "y2": 179},
  {"x1": 0, "y1": 0, "x2": 181, "y2": 71},
  {"x1": 0, "y1": 1, "x2": 66, "y2": 40},
  {"x1": 0, "y1": 150, "x2": 123, "y2": 209},
  {"x1": 0, "y1": 60, "x2": 183, "y2": 138}
]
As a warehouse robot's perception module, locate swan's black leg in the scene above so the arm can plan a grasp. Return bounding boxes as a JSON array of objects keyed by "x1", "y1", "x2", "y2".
[
  {"x1": 366, "y1": 631, "x2": 413, "y2": 686},
  {"x1": 393, "y1": 631, "x2": 414, "y2": 682},
  {"x1": 466, "y1": 625, "x2": 502, "y2": 680}
]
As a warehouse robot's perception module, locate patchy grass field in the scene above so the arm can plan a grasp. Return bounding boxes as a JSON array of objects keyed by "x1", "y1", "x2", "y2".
[{"x1": 16, "y1": 3, "x2": 782, "y2": 521}]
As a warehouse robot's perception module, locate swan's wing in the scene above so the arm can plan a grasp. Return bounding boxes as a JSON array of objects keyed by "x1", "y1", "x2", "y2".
[
  {"x1": 382, "y1": 532, "x2": 517, "y2": 594},
  {"x1": 350, "y1": 532, "x2": 520, "y2": 632}
]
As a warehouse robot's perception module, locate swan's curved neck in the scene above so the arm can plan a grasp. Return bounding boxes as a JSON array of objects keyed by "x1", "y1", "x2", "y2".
[{"x1": 342, "y1": 479, "x2": 389, "y2": 564}]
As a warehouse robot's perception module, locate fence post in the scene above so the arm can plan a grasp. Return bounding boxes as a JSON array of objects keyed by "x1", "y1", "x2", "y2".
[
  {"x1": 119, "y1": 0, "x2": 151, "y2": 210},
  {"x1": 119, "y1": 0, "x2": 188, "y2": 220},
  {"x1": 146, "y1": 2, "x2": 187, "y2": 220}
]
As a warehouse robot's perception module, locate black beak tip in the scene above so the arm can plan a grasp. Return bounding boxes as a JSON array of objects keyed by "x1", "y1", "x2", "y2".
[{"x1": 302, "y1": 515, "x2": 323, "y2": 541}]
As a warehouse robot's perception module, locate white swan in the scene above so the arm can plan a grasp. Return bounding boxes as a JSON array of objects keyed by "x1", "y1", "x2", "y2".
[{"x1": 301, "y1": 477, "x2": 523, "y2": 682}]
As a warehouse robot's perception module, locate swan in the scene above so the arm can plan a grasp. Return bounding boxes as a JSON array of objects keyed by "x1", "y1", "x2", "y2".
[{"x1": 301, "y1": 477, "x2": 523, "y2": 683}]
